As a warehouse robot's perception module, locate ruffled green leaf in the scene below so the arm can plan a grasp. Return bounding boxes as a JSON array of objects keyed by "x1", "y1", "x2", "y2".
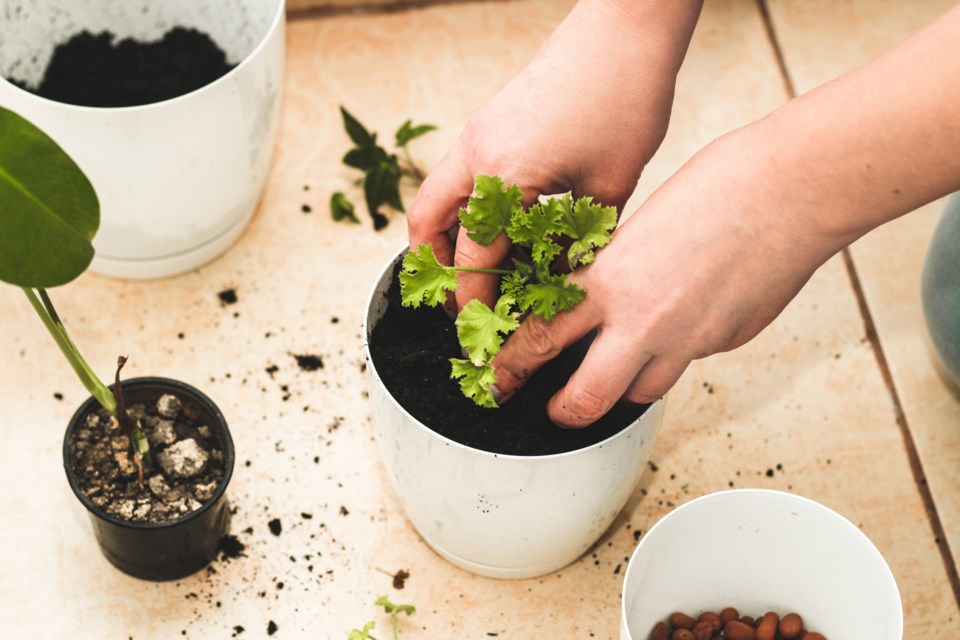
[
  {"x1": 456, "y1": 299, "x2": 519, "y2": 365},
  {"x1": 520, "y1": 273, "x2": 586, "y2": 321},
  {"x1": 399, "y1": 244, "x2": 457, "y2": 308},
  {"x1": 507, "y1": 199, "x2": 564, "y2": 270},
  {"x1": 458, "y1": 174, "x2": 523, "y2": 246},
  {"x1": 560, "y1": 196, "x2": 617, "y2": 268},
  {"x1": 450, "y1": 358, "x2": 498, "y2": 408}
]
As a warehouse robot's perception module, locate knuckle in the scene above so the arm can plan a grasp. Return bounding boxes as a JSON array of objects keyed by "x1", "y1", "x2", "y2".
[{"x1": 518, "y1": 315, "x2": 562, "y2": 360}]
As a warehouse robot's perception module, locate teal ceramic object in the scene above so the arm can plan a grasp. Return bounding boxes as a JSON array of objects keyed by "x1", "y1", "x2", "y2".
[{"x1": 922, "y1": 193, "x2": 960, "y2": 385}]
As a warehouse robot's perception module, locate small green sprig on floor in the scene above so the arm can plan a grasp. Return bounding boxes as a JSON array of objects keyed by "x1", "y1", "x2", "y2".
[
  {"x1": 347, "y1": 596, "x2": 416, "y2": 640},
  {"x1": 332, "y1": 106, "x2": 436, "y2": 229},
  {"x1": 399, "y1": 174, "x2": 617, "y2": 408},
  {"x1": 0, "y1": 106, "x2": 153, "y2": 487}
]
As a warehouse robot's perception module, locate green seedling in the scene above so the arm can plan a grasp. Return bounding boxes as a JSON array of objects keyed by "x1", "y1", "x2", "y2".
[
  {"x1": 347, "y1": 596, "x2": 416, "y2": 640},
  {"x1": 399, "y1": 174, "x2": 616, "y2": 407},
  {"x1": 333, "y1": 106, "x2": 435, "y2": 228},
  {"x1": 0, "y1": 106, "x2": 152, "y2": 485}
]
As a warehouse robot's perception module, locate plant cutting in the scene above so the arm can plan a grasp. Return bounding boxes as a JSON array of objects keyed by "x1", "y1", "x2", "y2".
[
  {"x1": 364, "y1": 176, "x2": 666, "y2": 578},
  {"x1": 347, "y1": 596, "x2": 416, "y2": 640},
  {"x1": 332, "y1": 106, "x2": 435, "y2": 229},
  {"x1": 398, "y1": 174, "x2": 616, "y2": 407},
  {"x1": 0, "y1": 106, "x2": 234, "y2": 580}
]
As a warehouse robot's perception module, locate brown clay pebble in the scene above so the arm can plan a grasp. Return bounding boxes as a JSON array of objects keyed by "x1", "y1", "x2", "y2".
[
  {"x1": 697, "y1": 611, "x2": 722, "y2": 633},
  {"x1": 690, "y1": 620, "x2": 714, "y2": 640},
  {"x1": 671, "y1": 630, "x2": 695, "y2": 640},
  {"x1": 719, "y1": 607, "x2": 740, "y2": 626},
  {"x1": 724, "y1": 620, "x2": 757, "y2": 640},
  {"x1": 800, "y1": 634, "x2": 826, "y2": 640},
  {"x1": 779, "y1": 613, "x2": 804, "y2": 639},
  {"x1": 650, "y1": 621, "x2": 670, "y2": 640},
  {"x1": 669, "y1": 612, "x2": 697, "y2": 631},
  {"x1": 755, "y1": 612, "x2": 779, "y2": 640}
]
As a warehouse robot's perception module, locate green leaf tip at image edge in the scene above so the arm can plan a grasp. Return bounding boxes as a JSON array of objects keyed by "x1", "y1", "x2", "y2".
[{"x1": 0, "y1": 106, "x2": 99, "y2": 289}]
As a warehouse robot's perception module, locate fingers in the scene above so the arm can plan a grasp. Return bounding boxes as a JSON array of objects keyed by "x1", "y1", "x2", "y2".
[
  {"x1": 407, "y1": 155, "x2": 473, "y2": 267},
  {"x1": 544, "y1": 329, "x2": 652, "y2": 429},
  {"x1": 453, "y1": 226, "x2": 512, "y2": 311},
  {"x1": 492, "y1": 297, "x2": 601, "y2": 400},
  {"x1": 622, "y1": 355, "x2": 690, "y2": 405}
]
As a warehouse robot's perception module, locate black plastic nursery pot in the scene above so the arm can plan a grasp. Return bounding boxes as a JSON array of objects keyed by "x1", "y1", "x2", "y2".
[{"x1": 63, "y1": 377, "x2": 235, "y2": 581}]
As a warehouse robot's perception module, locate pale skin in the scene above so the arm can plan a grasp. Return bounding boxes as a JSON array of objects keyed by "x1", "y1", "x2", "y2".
[{"x1": 407, "y1": 0, "x2": 960, "y2": 428}]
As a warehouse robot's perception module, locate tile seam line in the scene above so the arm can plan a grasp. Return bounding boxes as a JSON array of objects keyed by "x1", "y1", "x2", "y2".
[
  {"x1": 757, "y1": 0, "x2": 960, "y2": 607},
  {"x1": 286, "y1": 0, "x2": 513, "y2": 21}
]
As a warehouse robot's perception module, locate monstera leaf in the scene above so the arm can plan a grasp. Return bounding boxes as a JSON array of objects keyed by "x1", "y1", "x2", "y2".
[{"x1": 0, "y1": 107, "x2": 99, "y2": 288}]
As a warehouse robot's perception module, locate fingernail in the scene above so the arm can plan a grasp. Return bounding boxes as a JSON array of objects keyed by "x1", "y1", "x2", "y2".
[{"x1": 490, "y1": 384, "x2": 503, "y2": 404}]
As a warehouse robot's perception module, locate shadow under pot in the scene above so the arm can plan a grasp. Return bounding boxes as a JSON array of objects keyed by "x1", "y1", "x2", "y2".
[{"x1": 63, "y1": 377, "x2": 235, "y2": 581}]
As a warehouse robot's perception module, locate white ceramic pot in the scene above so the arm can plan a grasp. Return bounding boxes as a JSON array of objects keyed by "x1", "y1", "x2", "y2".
[
  {"x1": 621, "y1": 489, "x2": 902, "y2": 640},
  {"x1": 0, "y1": 0, "x2": 285, "y2": 279},
  {"x1": 365, "y1": 248, "x2": 665, "y2": 579}
]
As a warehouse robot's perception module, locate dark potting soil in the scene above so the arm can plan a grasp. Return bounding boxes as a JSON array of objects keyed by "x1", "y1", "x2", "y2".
[
  {"x1": 68, "y1": 389, "x2": 227, "y2": 524},
  {"x1": 368, "y1": 264, "x2": 649, "y2": 456},
  {"x1": 11, "y1": 27, "x2": 235, "y2": 107}
]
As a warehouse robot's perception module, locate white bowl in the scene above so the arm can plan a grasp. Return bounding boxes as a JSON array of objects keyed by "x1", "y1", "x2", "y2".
[
  {"x1": 365, "y1": 248, "x2": 665, "y2": 579},
  {"x1": 621, "y1": 489, "x2": 903, "y2": 640},
  {"x1": 0, "y1": 0, "x2": 286, "y2": 279}
]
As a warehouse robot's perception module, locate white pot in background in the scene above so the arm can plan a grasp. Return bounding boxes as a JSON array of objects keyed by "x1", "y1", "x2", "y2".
[
  {"x1": 621, "y1": 489, "x2": 902, "y2": 640},
  {"x1": 0, "y1": 0, "x2": 285, "y2": 279},
  {"x1": 365, "y1": 249, "x2": 666, "y2": 579}
]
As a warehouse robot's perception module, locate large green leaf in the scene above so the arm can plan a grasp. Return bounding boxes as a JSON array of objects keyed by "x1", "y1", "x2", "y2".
[{"x1": 0, "y1": 107, "x2": 99, "y2": 288}]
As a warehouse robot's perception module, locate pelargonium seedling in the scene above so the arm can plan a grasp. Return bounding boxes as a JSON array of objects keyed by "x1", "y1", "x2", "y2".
[
  {"x1": 399, "y1": 174, "x2": 617, "y2": 408},
  {"x1": 347, "y1": 596, "x2": 416, "y2": 640},
  {"x1": 332, "y1": 106, "x2": 436, "y2": 229},
  {"x1": 0, "y1": 106, "x2": 153, "y2": 485}
]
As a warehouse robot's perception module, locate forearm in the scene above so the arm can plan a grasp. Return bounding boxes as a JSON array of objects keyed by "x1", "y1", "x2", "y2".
[{"x1": 742, "y1": 4, "x2": 960, "y2": 247}]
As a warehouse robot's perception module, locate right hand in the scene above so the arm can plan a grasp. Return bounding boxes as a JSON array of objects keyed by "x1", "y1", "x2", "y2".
[{"x1": 407, "y1": 0, "x2": 704, "y2": 311}]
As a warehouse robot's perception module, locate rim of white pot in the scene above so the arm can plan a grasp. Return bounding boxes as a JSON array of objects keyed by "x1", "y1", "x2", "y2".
[
  {"x1": 619, "y1": 488, "x2": 904, "y2": 639},
  {"x1": 0, "y1": 0, "x2": 286, "y2": 114},
  {"x1": 364, "y1": 244, "x2": 665, "y2": 462}
]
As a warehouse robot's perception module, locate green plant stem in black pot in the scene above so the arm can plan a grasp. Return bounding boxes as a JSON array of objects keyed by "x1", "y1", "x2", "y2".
[{"x1": 64, "y1": 377, "x2": 235, "y2": 581}]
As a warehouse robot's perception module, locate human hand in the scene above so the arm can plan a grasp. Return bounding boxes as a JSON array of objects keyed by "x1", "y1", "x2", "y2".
[
  {"x1": 407, "y1": 0, "x2": 703, "y2": 311},
  {"x1": 490, "y1": 130, "x2": 846, "y2": 427}
]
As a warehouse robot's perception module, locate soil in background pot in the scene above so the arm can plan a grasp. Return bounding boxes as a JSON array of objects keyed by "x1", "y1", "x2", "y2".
[
  {"x1": 68, "y1": 387, "x2": 226, "y2": 524},
  {"x1": 11, "y1": 27, "x2": 235, "y2": 107},
  {"x1": 369, "y1": 264, "x2": 649, "y2": 456}
]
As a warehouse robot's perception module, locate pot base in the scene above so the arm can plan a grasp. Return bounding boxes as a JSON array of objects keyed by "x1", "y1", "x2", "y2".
[
  {"x1": 89, "y1": 207, "x2": 256, "y2": 280},
  {"x1": 424, "y1": 536, "x2": 572, "y2": 580}
]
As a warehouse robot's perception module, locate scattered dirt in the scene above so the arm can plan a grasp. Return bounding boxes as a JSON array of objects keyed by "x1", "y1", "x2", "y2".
[
  {"x1": 368, "y1": 263, "x2": 648, "y2": 455},
  {"x1": 393, "y1": 569, "x2": 410, "y2": 590},
  {"x1": 293, "y1": 354, "x2": 324, "y2": 371},
  {"x1": 67, "y1": 388, "x2": 227, "y2": 523},
  {"x1": 268, "y1": 518, "x2": 282, "y2": 536},
  {"x1": 218, "y1": 288, "x2": 239, "y2": 305},
  {"x1": 11, "y1": 27, "x2": 235, "y2": 107}
]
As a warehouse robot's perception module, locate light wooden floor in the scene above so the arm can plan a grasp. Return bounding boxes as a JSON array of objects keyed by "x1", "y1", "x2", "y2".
[{"x1": 1, "y1": 1, "x2": 957, "y2": 637}]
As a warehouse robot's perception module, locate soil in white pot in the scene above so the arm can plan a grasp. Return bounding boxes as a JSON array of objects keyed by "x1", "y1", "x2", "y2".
[
  {"x1": 11, "y1": 27, "x2": 234, "y2": 107},
  {"x1": 369, "y1": 264, "x2": 650, "y2": 456}
]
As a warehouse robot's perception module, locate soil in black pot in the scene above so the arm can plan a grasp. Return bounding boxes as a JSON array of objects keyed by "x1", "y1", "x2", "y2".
[
  {"x1": 68, "y1": 388, "x2": 227, "y2": 523},
  {"x1": 11, "y1": 27, "x2": 235, "y2": 107},
  {"x1": 369, "y1": 264, "x2": 649, "y2": 456}
]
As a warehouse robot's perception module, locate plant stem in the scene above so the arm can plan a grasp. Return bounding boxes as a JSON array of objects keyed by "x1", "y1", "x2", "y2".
[
  {"x1": 392, "y1": 613, "x2": 399, "y2": 640},
  {"x1": 399, "y1": 147, "x2": 426, "y2": 183},
  {"x1": 452, "y1": 267, "x2": 512, "y2": 275},
  {"x1": 23, "y1": 288, "x2": 117, "y2": 416}
]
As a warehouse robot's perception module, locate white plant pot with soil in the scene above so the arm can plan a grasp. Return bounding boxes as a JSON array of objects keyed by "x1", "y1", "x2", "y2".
[
  {"x1": 0, "y1": 0, "x2": 285, "y2": 280},
  {"x1": 64, "y1": 377, "x2": 235, "y2": 581},
  {"x1": 365, "y1": 248, "x2": 666, "y2": 579},
  {"x1": 620, "y1": 489, "x2": 902, "y2": 640}
]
